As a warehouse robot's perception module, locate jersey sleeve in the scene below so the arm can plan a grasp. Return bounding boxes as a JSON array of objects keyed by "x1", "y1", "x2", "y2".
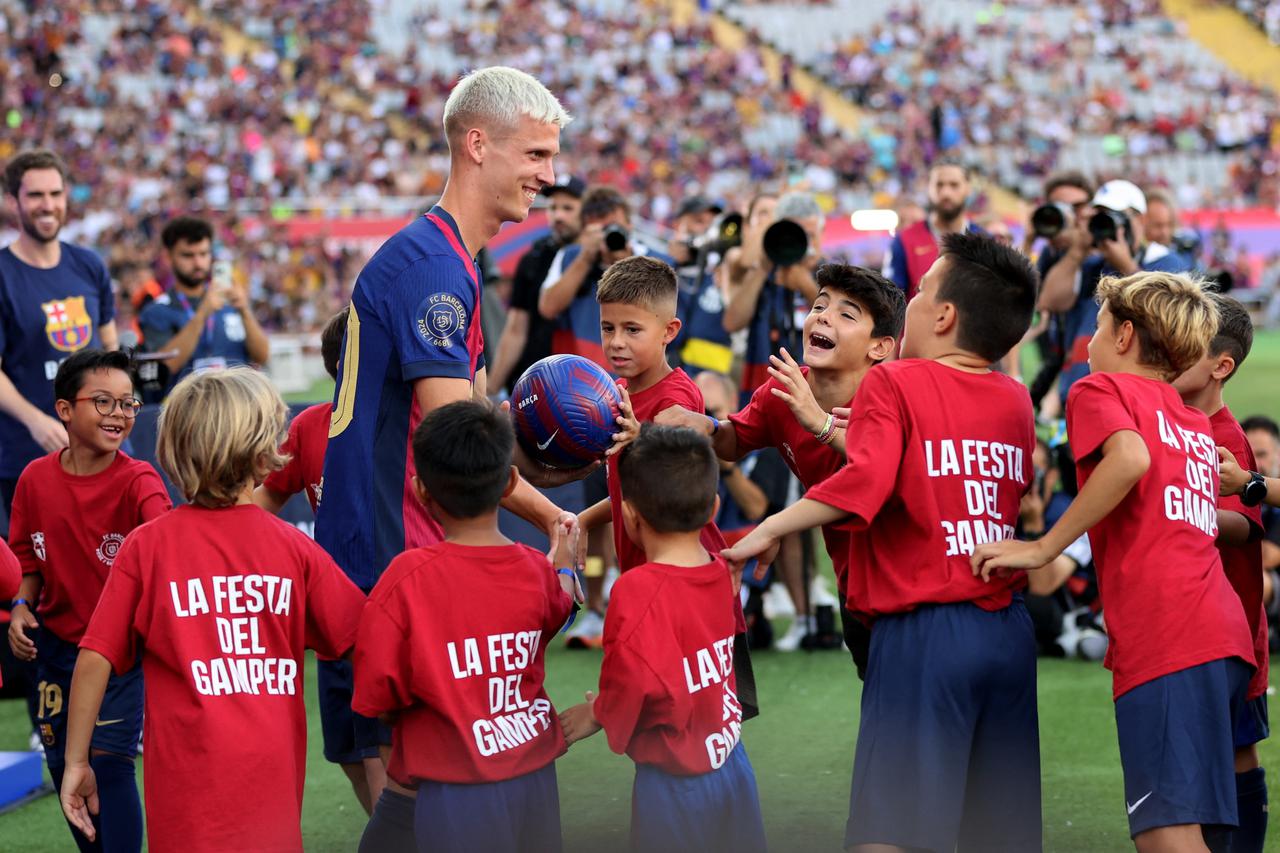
[
  {"x1": 1216, "y1": 428, "x2": 1265, "y2": 538},
  {"x1": 302, "y1": 542, "x2": 366, "y2": 659},
  {"x1": 593, "y1": 634, "x2": 659, "y2": 758},
  {"x1": 804, "y1": 369, "x2": 904, "y2": 527},
  {"x1": 728, "y1": 379, "x2": 779, "y2": 454},
  {"x1": 538, "y1": 553, "x2": 574, "y2": 634},
  {"x1": 0, "y1": 538, "x2": 20, "y2": 601},
  {"x1": 132, "y1": 467, "x2": 173, "y2": 524},
  {"x1": 384, "y1": 257, "x2": 477, "y2": 382},
  {"x1": 79, "y1": 541, "x2": 145, "y2": 674},
  {"x1": 351, "y1": 591, "x2": 412, "y2": 718},
  {"x1": 262, "y1": 414, "x2": 307, "y2": 498},
  {"x1": 8, "y1": 473, "x2": 39, "y2": 575},
  {"x1": 1065, "y1": 375, "x2": 1137, "y2": 461}
]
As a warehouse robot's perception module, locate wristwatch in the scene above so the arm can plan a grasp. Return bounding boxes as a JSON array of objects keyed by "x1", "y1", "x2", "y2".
[{"x1": 1241, "y1": 471, "x2": 1269, "y2": 508}]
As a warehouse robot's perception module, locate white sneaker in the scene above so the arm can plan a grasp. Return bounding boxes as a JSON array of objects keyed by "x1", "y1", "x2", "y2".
[
  {"x1": 564, "y1": 609, "x2": 605, "y2": 649},
  {"x1": 810, "y1": 576, "x2": 838, "y2": 608},
  {"x1": 762, "y1": 585, "x2": 796, "y2": 620},
  {"x1": 774, "y1": 616, "x2": 812, "y2": 652}
]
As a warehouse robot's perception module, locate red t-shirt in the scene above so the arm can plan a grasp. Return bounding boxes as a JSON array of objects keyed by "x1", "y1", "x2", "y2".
[
  {"x1": 805, "y1": 360, "x2": 1035, "y2": 617},
  {"x1": 607, "y1": 369, "x2": 729, "y2": 572},
  {"x1": 1066, "y1": 373, "x2": 1254, "y2": 699},
  {"x1": 262, "y1": 402, "x2": 332, "y2": 513},
  {"x1": 730, "y1": 369, "x2": 850, "y2": 586},
  {"x1": 79, "y1": 504, "x2": 365, "y2": 853},
  {"x1": 0, "y1": 538, "x2": 18, "y2": 688},
  {"x1": 10, "y1": 450, "x2": 170, "y2": 642},
  {"x1": 352, "y1": 541, "x2": 572, "y2": 785},
  {"x1": 593, "y1": 558, "x2": 744, "y2": 776},
  {"x1": 1209, "y1": 405, "x2": 1268, "y2": 700}
]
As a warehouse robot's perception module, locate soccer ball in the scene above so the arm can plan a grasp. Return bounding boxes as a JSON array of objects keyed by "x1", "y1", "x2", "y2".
[{"x1": 511, "y1": 355, "x2": 621, "y2": 468}]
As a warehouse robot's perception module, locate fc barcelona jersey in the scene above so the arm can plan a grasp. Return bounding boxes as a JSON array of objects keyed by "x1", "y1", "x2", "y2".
[
  {"x1": 314, "y1": 207, "x2": 485, "y2": 591},
  {"x1": 0, "y1": 244, "x2": 114, "y2": 478}
]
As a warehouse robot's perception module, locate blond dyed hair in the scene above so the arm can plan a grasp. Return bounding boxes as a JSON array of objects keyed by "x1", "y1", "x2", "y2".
[
  {"x1": 157, "y1": 368, "x2": 289, "y2": 507},
  {"x1": 1095, "y1": 271, "x2": 1215, "y2": 380},
  {"x1": 443, "y1": 67, "x2": 572, "y2": 146}
]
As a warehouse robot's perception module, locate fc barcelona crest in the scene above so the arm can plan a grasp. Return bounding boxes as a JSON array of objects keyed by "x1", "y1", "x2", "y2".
[{"x1": 41, "y1": 296, "x2": 93, "y2": 353}]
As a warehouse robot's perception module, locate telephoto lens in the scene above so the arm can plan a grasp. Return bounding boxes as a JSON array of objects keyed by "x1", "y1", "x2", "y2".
[
  {"x1": 1088, "y1": 209, "x2": 1126, "y2": 246},
  {"x1": 762, "y1": 219, "x2": 809, "y2": 267},
  {"x1": 1030, "y1": 202, "x2": 1072, "y2": 238},
  {"x1": 603, "y1": 224, "x2": 629, "y2": 253}
]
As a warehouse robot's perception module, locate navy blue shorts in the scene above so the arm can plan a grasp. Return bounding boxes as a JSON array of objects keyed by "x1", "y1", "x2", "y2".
[
  {"x1": 36, "y1": 627, "x2": 142, "y2": 767},
  {"x1": 413, "y1": 761, "x2": 561, "y2": 853},
  {"x1": 846, "y1": 599, "x2": 1041, "y2": 853},
  {"x1": 317, "y1": 658, "x2": 390, "y2": 765},
  {"x1": 1115, "y1": 657, "x2": 1251, "y2": 837},
  {"x1": 1234, "y1": 694, "x2": 1270, "y2": 749},
  {"x1": 631, "y1": 745, "x2": 766, "y2": 853}
]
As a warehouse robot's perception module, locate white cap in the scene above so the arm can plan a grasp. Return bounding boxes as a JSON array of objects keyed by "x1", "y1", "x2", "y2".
[{"x1": 1092, "y1": 180, "x2": 1147, "y2": 215}]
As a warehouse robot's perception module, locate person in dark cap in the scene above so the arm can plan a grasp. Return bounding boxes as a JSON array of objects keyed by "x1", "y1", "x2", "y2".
[{"x1": 489, "y1": 175, "x2": 585, "y2": 393}]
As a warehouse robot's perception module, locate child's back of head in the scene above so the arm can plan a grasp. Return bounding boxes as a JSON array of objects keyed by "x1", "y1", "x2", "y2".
[
  {"x1": 320, "y1": 306, "x2": 350, "y2": 382},
  {"x1": 1094, "y1": 271, "x2": 1215, "y2": 381},
  {"x1": 158, "y1": 367, "x2": 288, "y2": 507},
  {"x1": 412, "y1": 400, "x2": 514, "y2": 519},
  {"x1": 926, "y1": 232, "x2": 1039, "y2": 363},
  {"x1": 1206, "y1": 293, "x2": 1252, "y2": 382},
  {"x1": 618, "y1": 423, "x2": 719, "y2": 534}
]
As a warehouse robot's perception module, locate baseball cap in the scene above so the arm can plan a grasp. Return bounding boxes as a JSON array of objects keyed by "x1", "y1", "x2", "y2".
[
  {"x1": 542, "y1": 174, "x2": 585, "y2": 199},
  {"x1": 675, "y1": 195, "x2": 723, "y2": 219},
  {"x1": 1092, "y1": 180, "x2": 1147, "y2": 215}
]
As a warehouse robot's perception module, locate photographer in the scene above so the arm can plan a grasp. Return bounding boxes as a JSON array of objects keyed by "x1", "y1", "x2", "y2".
[
  {"x1": 1036, "y1": 179, "x2": 1192, "y2": 402},
  {"x1": 537, "y1": 186, "x2": 665, "y2": 364},
  {"x1": 883, "y1": 158, "x2": 982, "y2": 299},
  {"x1": 723, "y1": 191, "x2": 822, "y2": 400},
  {"x1": 488, "y1": 175, "x2": 584, "y2": 394},
  {"x1": 671, "y1": 195, "x2": 738, "y2": 377}
]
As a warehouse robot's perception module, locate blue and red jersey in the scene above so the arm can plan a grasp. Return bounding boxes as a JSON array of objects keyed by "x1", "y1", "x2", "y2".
[{"x1": 315, "y1": 207, "x2": 485, "y2": 591}]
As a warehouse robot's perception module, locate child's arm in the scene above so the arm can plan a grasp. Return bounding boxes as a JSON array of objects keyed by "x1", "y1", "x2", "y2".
[
  {"x1": 558, "y1": 690, "x2": 602, "y2": 745},
  {"x1": 60, "y1": 649, "x2": 113, "y2": 843},
  {"x1": 8, "y1": 573, "x2": 41, "y2": 661},
  {"x1": 1217, "y1": 510, "x2": 1253, "y2": 546},
  {"x1": 972, "y1": 430, "x2": 1150, "y2": 580},
  {"x1": 654, "y1": 404, "x2": 741, "y2": 461},
  {"x1": 1218, "y1": 446, "x2": 1280, "y2": 507},
  {"x1": 252, "y1": 484, "x2": 291, "y2": 515},
  {"x1": 722, "y1": 498, "x2": 849, "y2": 578},
  {"x1": 766, "y1": 348, "x2": 846, "y2": 455}
]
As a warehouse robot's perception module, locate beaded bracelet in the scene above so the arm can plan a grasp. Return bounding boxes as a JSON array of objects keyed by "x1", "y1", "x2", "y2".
[{"x1": 816, "y1": 413, "x2": 837, "y2": 445}]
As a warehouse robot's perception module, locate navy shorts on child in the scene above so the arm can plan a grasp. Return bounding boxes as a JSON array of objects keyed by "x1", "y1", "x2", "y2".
[
  {"x1": 631, "y1": 744, "x2": 765, "y2": 853},
  {"x1": 37, "y1": 627, "x2": 142, "y2": 765},
  {"x1": 317, "y1": 657, "x2": 390, "y2": 764}
]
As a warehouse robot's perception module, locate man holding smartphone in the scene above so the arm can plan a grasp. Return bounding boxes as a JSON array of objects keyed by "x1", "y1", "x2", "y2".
[{"x1": 138, "y1": 216, "x2": 270, "y2": 390}]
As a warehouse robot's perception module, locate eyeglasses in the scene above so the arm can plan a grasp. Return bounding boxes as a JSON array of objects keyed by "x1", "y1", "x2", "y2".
[{"x1": 74, "y1": 395, "x2": 142, "y2": 419}]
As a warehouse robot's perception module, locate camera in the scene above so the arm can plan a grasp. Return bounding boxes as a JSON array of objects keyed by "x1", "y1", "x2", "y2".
[
  {"x1": 688, "y1": 211, "x2": 744, "y2": 256},
  {"x1": 1087, "y1": 209, "x2": 1130, "y2": 248},
  {"x1": 762, "y1": 219, "x2": 809, "y2": 267},
  {"x1": 1030, "y1": 202, "x2": 1074, "y2": 239},
  {"x1": 602, "y1": 224, "x2": 629, "y2": 253}
]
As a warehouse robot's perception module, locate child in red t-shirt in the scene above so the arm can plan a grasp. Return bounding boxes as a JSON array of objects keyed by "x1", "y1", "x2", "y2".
[
  {"x1": 254, "y1": 306, "x2": 347, "y2": 516},
  {"x1": 561, "y1": 424, "x2": 766, "y2": 853},
  {"x1": 352, "y1": 400, "x2": 579, "y2": 853},
  {"x1": 726, "y1": 233, "x2": 1042, "y2": 852},
  {"x1": 58, "y1": 367, "x2": 366, "y2": 853},
  {"x1": 577, "y1": 256, "x2": 757, "y2": 715},
  {"x1": 657, "y1": 264, "x2": 906, "y2": 677},
  {"x1": 1172, "y1": 293, "x2": 1269, "y2": 853},
  {"x1": 975, "y1": 271, "x2": 1255, "y2": 851},
  {"x1": 7, "y1": 348, "x2": 170, "y2": 853}
]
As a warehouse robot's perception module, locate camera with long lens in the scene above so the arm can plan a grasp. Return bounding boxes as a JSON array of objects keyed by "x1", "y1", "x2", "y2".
[
  {"x1": 1088, "y1": 209, "x2": 1131, "y2": 250},
  {"x1": 688, "y1": 212, "x2": 744, "y2": 256},
  {"x1": 762, "y1": 219, "x2": 809, "y2": 267},
  {"x1": 603, "y1": 224, "x2": 629, "y2": 253},
  {"x1": 1030, "y1": 202, "x2": 1074, "y2": 239}
]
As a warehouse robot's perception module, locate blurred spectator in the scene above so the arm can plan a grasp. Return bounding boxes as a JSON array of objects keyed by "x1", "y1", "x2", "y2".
[{"x1": 883, "y1": 159, "x2": 983, "y2": 299}]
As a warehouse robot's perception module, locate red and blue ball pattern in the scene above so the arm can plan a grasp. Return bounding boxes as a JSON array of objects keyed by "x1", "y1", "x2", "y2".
[{"x1": 512, "y1": 355, "x2": 621, "y2": 468}]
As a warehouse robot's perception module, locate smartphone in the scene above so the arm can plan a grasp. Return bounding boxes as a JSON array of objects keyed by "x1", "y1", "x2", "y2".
[{"x1": 212, "y1": 260, "x2": 233, "y2": 295}]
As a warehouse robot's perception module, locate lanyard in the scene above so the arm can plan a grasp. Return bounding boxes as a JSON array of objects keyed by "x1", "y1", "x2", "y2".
[{"x1": 174, "y1": 290, "x2": 216, "y2": 347}]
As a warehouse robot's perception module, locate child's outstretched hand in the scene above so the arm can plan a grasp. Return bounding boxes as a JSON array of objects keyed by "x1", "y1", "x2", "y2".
[
  {"x1": 605, "y1": 383, "x2": 640, "y2": 458},
  {"x1": 722, "y1": 523, "x2": 781, "y2": 582},
  {"x1": 970, "y1": 539, "x2": 1053, "y2": 582},
  {"x1": 558, "y1": 691, "x2": 602, "y2": 745},
  {"x1": 60, "y1": 762, "x2": 99, "y2": 842},
  {"x1": 1217, "y1": 445, "x2": 1248, "y2": 496},
  {"x1": 653, "y1": 403, "x2": 716, "y2": 435},
  {"x1": 767, "y1": 348, "x2": 827, "y2": 436}
]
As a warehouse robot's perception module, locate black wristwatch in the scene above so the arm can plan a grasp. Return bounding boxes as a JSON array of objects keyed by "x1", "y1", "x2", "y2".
[{"x1": 1241, "y1": 471, "x2": 1268, "y2": 508}]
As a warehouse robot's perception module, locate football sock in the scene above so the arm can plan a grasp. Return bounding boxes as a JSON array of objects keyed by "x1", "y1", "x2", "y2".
[
  {"x1": 49, "y1": 763, "x2": 102, "y2": 853},
  {"x1": 90, "y1": 752, "x2": 143, "y2": 853},
  {"x1": 1234, "y1": 766, "x2": 1268, "y2": 853},
  {"x1": 358, "y1": 788, "x2": 417, "y2": 853}
]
